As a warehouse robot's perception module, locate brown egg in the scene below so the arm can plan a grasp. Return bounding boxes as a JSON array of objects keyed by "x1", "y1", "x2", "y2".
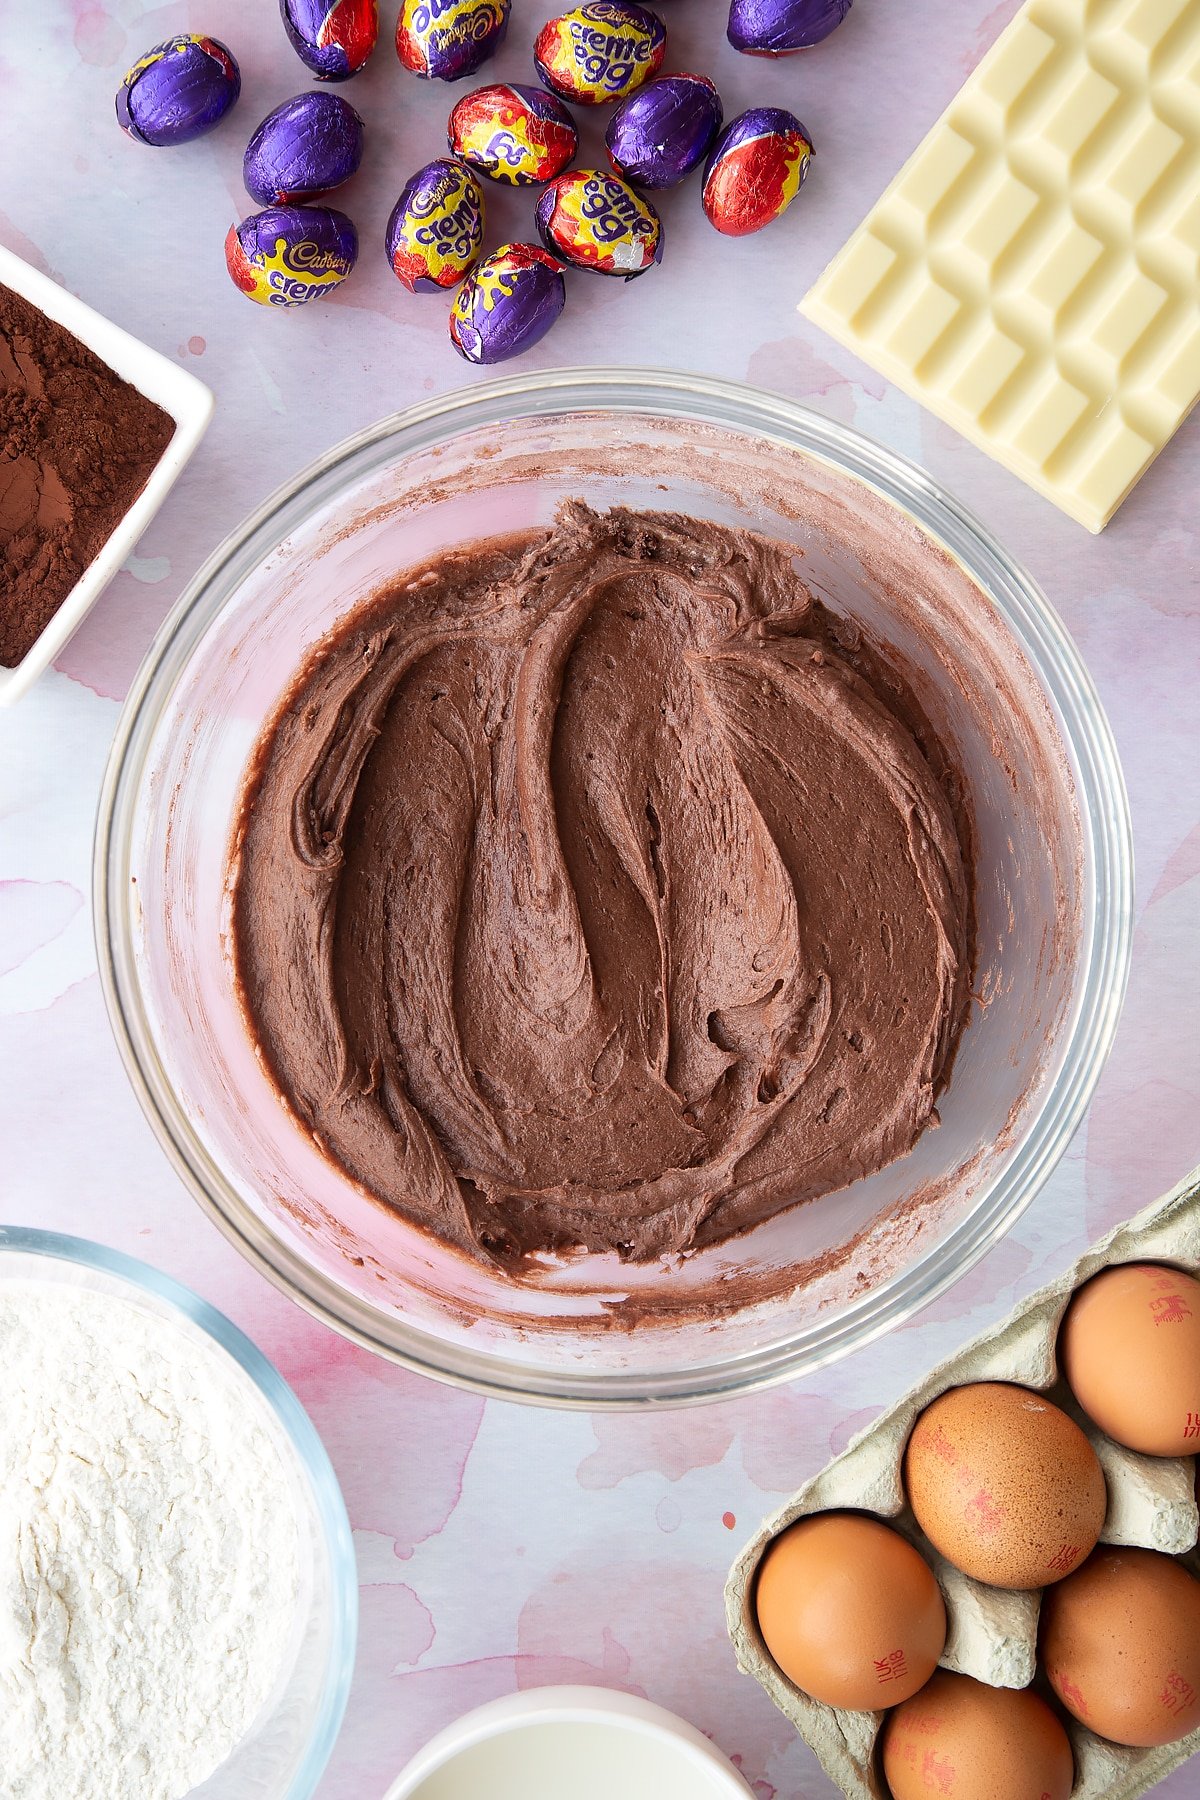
[
  {"x1": 1040, "y1": 1546, "x2": 1200, "y2": 1746},
  {"x1": 754, "y1": 1512, "x2": 946, "y2": 1710},
  {"x1": 1060, "y1": 1261, "x2": 1200, "y2": 1457},
  {"x1": 881, "y1": 1669, "x2": 1074, "y2": 1800},
  {"x1": 903, "y1": 1382, "x2": 1106, "y2": 1588}
]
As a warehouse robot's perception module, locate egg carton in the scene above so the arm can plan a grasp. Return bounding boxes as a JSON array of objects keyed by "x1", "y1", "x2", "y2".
[{"x1": 726, "y1": 1165, "x2": 1200, "y2": 1800}]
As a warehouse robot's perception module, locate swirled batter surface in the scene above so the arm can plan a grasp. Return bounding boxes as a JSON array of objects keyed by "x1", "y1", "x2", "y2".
[{"x1": 232, "y1": 506, "x2": 971, "y2": 1269}]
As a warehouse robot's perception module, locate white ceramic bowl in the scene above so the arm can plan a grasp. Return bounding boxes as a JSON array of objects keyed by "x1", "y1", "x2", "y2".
[
  {"x1": 383, "y1": 1688, "x2": 754, "y2": 1800},
  {"x1": 0, "y1": 243, "x2": 213, "y2": 706}
]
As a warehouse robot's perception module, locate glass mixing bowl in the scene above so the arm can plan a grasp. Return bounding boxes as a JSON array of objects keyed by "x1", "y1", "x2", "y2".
[
  {"x1": 0, "y1": 1227, "x2": 357, "y2": 1798},
  {"x1": 95, "y1": 370, "x2": 1132, "y2": 1407}
]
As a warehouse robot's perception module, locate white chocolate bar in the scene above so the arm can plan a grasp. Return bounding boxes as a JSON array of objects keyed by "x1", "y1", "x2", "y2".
[{"x1": 801, "y1": 0, "x2": 1200, "y2": 531}]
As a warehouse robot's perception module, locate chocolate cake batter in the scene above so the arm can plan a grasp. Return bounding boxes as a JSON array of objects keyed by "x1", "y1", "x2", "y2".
[
  {"x1": 0, "y1": 282, "x2": 173, "y2": 667},
  {"x1": 233, "y1": 505, "x2": 971, "y2": 1270}
]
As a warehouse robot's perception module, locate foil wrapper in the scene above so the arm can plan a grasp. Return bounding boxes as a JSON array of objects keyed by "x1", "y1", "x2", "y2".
[
  {"x1": 385, "y1": 158, "x2": 486, "y2": 292},
  {"x1": 225, "y1": 204, "x2": 359, "y2": 306},
  {"x1": 448, "y1": 82, "x2": 578, "y2": 185},
  {"x1": 535, "y1": 168, "x2": 663, "y2": 278},
  {"x1": 116, "y1": 34, "x2": 240, "y2": 147},
  {"x1": 396, "y1": 0, "x2": 510, "y2": 81},
  {"x1": 279, "y1": 0, "x2": 379, "y2": 79},
  {"x1": 701, "y1": 106, "x2": 813, "y2": 236},
  {"x1": 243, "y1": 92, "x2": 365, "y2": 205},
  {"x1": 727, "y1": 0, "x2": 852, "y2": 53},
  {"x1": 605, "y1": 73, "x2": 722, "y2": 188},
  {"x1": 449, "y1": 243, "x2": 566, "y2": 363},
  {"x1": 534, "y1": 3, "x2": 666, "y2": 106}
]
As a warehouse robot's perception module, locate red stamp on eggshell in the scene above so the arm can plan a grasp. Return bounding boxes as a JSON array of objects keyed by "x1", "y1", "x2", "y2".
[
  {"x1": 1051, "y1": 1667, "x2": 1090, "y2": 1717},
  {"x1": 920, "y1": 1748, "x2": 956, "y2": 1791},
  {"x1": 1160, "y1": 1672, "x2": 1196, "y2": 1714},
  {"x1": 926, "y1": 1424, "x2": 959, "y2": 1469},
  {"x1": 1150, "y1": 1292, "x2": 1193, "y2": 1324},
  {"x1": 1045, "y1": 1542, "x2": 1081, "y2": 1575},
  {"x1": 965, "y1": 1487, "x2": 1006, "y2": 1536}
]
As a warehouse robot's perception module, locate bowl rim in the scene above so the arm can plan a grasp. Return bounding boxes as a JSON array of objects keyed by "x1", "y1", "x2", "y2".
[
  {"x1": 0, "y1": 1223, "x2": 358, "y2": 1797},
  {"x1": 93, "y1": 366, "x2": 1134, "y2": 1409},
  {"x1": 380, "y1": 1685, "x2": 755, "y2": 1798}
]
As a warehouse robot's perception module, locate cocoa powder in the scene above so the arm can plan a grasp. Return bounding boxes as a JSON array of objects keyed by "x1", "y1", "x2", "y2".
[{"x1": 0, "y1": 282, "x2": 174, "y2": 666}]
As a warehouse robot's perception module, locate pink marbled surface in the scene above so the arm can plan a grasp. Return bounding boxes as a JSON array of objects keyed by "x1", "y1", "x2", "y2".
[{"x1": 1, "y1": 2, "x2": 1199, "y2": 1794}]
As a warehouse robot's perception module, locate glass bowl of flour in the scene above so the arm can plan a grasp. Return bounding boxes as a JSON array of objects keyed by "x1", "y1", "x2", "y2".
[{"x1": 0, "y1": 1226, "x2": 356, "y2": 1800}]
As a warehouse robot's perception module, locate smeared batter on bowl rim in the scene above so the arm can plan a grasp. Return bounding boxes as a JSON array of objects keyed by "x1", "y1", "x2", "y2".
[{"x1": 231, "y1": 504, "x2": 972, "y2": 1271}]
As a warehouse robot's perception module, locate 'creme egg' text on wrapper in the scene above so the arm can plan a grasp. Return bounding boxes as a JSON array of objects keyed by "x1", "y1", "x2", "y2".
[
  {"x1": 116, "y1": 35, "x2": 241, "y2": 146},
  {"x1": 449, "y1": 242, "x2": 566, "y2": 363},
  {"x1": 534, "y1": 2, "x2": 666, "y2": 106},
  {"x1": 449, "y1": 82, "x2": 578, "y2": 185},
  {"x1": 727, "y1": 0, "x2": 852, "y2": 54},
  {"x1": 535, "y1": 168, "x2": 663, "y2": 277},
  {"x1": 605, "y1": 73, "x2": 722, "y2": 188},
  {"x1": 279, "y1": 0, "x2": 379, "y2": 78},
  {"x1": 397, "y1": 0, "x2": 511, "y2": 81},
  {"x1": 243, "y1": 92, "x2": 365, "y2": 205},
  {"x1": 386, "y1": 158, "x2": 486, "y2": 292},
  {"x1": 702, "y1": 106, "x2": 813, "y2": 236},
  {"x1": 226, "y1": 204, "x2": 359, "y2": 306}
]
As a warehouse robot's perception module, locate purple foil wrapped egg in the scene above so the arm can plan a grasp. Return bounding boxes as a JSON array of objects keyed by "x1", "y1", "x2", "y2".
[
  {"x1": 534, "y1": 3, "x2": 666, "y2": 106},
  {"x1": 701, "y1": 107, "x2": 813, "y2": 235},
  {"x1": 386, "y1": 158, "x2": 486, "y2": 292},
  {"x1": 727, "y1": 0, "x2": 851, "y2": 53},
  {"x1": 280, "y1": 0, "x2": 379, "y2": 79},
  {"x1": 449, "y1": 243, "x2": 566, "y2": 363},
  {"x1": 396, "y1": 0, "x2": 511, "y2": 81},
  {"x1": 226, "y1": 205, "x2": 359, "y2": 306},
  {"x1": 116, "y1": 35, "x2": 241, "y2": 147},
  {"x1": 243, "y1": 93, "x2": 365, "y2": 205},
  {"x1": 448, "y1": 82, "x2": 578, "y2": 186},
  {"x1": 605, "y1": 73, "x2": 722, "y2": 188},
  {"x1": 535, "y1": 168, "x2": 662, "y2": 278}
]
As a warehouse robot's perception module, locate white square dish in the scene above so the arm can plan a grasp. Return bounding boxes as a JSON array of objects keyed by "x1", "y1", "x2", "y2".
[{"x1": 0, "y1": 242, "x2": 213, "y2": 706}]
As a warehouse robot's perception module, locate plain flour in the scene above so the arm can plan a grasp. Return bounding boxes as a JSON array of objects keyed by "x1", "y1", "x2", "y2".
[{"x1": 0, "y1": 1279, "x2": 304, "y2": 1800}]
